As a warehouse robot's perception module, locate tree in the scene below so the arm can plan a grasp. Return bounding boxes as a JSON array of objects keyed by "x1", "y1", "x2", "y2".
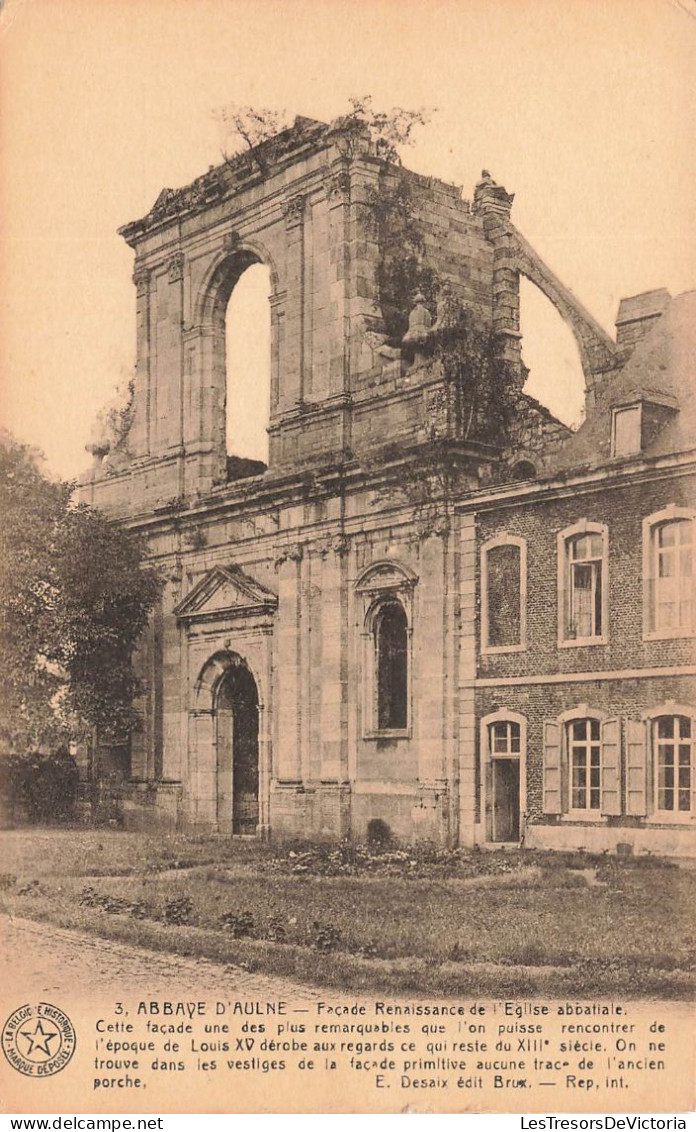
[
  {"x1": 214, "y1": 104, "x2": 291, "y2": 177},
  {"x1": 214, "y1": 96, "x2": 433, "y2": 177},
  {"x1": 0, "y1": 433, "x2": 71, "y2": 753},
  {"x1": 336, "y1": 95, "x2": 433, "y2": 165},
  {"x1": 0, "y1": 432, "x2": 161, "y2": 756}
]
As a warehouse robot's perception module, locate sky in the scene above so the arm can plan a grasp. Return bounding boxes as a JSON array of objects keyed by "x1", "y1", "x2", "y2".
[{"x1": 1, "y1": 0, "x2": 695, "y2": 478}]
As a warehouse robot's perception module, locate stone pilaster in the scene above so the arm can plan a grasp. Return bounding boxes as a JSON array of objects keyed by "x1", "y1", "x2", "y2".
[
  {"x1": 187, "y1": 708, "x2": 216, "y2": 826},
  {"x1": 319, "y1": 541, "x2": 349, "y2": 782},
  {"x1": 129, "y1": 265, "x2": 151, "y2": 456},
  {"x1": 274, "y1": 547, "x2": 303, "y2": 782},
  {"x1": 280, "y1": 196, "x2": 306, "y2": 409},
  {"x1": 415, "y1": 532, "x2": 447, "y2": 786},
  {"x1": 456, "y1": 513, "x2": 478, "y2": 846}
]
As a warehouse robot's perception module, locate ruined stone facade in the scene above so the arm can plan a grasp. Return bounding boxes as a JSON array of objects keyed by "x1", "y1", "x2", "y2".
[{"x1": 80, "y1": 117, "x2": 695, "y2": 853}]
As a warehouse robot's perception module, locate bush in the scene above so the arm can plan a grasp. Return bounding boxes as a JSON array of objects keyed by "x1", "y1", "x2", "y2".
[
  {"x1": 219, "y1": 910, "x2": 255, "y2": 938},
  {"x1": 0, "y1": 749, "x2": 78, "y2": 823},
  {"x1": 367, "y1": 818, "x2": 392, "y2": 845},
  {"x1": 162, "y1": 895, "x2": 194, "y2": 925}
]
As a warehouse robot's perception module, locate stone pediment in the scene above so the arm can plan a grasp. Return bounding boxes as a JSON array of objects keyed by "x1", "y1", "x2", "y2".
[
  {"x1": 174, "y1": 565, "x2": 277, "y2": 623},
  {"x1": 355, "y1": 559, "x2": 418, "y2": 595}
]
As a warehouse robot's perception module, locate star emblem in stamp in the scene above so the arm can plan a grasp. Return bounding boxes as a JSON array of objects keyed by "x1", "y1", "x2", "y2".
[{"x1": 2, "y1": 1003, "x2": 76, "y2": 1077}]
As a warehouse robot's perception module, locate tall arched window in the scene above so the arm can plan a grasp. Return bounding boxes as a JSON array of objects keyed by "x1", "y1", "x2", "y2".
[
  {"x1": 481, "y1": 535, "x2": 527, "y2": 653},
  {"x1": 567, "y1": 718, "x2": 601, "y2": 811},
  {"x1": 375, "y1": 601, "x2": 408, "y2": 731},
  {"x1": 224, "y1": 262, "x2": 272, "y2": 471},
  {"x1": 653, "y1": 714, "x2": 693, "y2": 815},
  {"x1": 643, "y1": 508, "x2": 694, "y2": 638},
  {"x1": 543, "y1": 707, "x2": 620, "y2": 817},
  {"x1": 356, "y1": 560, "x2": 416, "y2": 741},
  {"x1": 557, "y1": 521, "x2": 609, "y2": 646}
]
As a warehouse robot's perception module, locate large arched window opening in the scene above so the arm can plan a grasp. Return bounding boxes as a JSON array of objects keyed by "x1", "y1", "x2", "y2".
[
  {"x1": 519, "y1": 277, "x2": 586, "y2": 429},
  {"x1": 223, "y1": 261, "x2": 272, "y2": 473}
]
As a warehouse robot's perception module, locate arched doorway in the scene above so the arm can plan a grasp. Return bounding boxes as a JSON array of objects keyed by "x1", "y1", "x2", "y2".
[{"x1": 215, "y1": 662, "x2": 259, "y2": 834}]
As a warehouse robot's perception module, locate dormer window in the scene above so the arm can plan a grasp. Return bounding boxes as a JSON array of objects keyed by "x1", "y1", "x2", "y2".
[{"x1": 612, "y1": 404, "x2": 642, "y2": 457}]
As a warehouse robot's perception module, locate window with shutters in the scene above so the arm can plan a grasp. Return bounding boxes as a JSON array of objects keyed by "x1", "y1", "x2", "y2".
[
  {"x1": 543, "y1": 707, "x2": 619, "y2": 818},
  {"x1": 568, "y1": 718, "x2": 601, "y2": 811},
  {"x1": 643, "y1": 508, "x2": 695, "y2": 640},
  {"x1": 653, "y1": 714, "x2": 694, "y2": 816},
  {"x1": 481, "y1": 536, "x2": 527, "y2": 653},
  {"x1": 557, "y1": 521, "x2": 609, "y2": 646}
]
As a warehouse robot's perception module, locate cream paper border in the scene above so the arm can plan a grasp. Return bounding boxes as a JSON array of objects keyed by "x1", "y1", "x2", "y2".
[{"x1": 1, "y1": 0, "x2": 695, "y2": 1117}]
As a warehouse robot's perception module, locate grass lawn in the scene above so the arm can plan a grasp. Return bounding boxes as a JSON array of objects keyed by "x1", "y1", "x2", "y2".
[{"x1": 1, "y1": 829, "x2": 694, "y2": 999}]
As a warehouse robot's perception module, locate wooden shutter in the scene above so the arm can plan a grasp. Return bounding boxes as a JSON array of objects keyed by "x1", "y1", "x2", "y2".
[
  {"x1": 625, "y1": 719, "x2": 648, "y2": 816},
  {"x1": 543, "y1": 720, "x2": 563, "y2": 814},
  {"x1": 601, "y1": 717, "x2": 622, "y2": 815}
]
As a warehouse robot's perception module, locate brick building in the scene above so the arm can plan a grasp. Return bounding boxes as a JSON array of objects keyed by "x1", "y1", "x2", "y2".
[
  {"x1": 79, "y1": 117, "x2": 695, "y2": 853},
  {"x1": 470, "y1": 289, "x2": 696, "y2": 856}
]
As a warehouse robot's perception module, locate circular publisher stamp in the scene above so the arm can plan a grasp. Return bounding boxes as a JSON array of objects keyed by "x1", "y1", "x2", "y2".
[{"x1": 2, "y1": 1003, "x2": 76, "y2": 1077}]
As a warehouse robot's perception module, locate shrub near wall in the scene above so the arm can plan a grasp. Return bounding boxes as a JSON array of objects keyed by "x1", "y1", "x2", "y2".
[{"x1": 0, "y1": 749, "x2": 78, "y2": 825}]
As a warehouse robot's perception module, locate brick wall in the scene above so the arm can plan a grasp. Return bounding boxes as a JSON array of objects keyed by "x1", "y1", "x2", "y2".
[{"x1": 477, "y1": 472, "x2": 696, "y2": 678}]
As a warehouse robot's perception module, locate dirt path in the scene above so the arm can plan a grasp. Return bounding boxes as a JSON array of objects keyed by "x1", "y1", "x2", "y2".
[{"x1": 0, "y1": 914, "x2": 328, "y2": 1004}]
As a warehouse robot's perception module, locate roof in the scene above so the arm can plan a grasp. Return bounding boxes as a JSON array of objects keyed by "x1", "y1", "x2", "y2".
[{"x1": 549, "y1": 290, "x2": 696, "y2": 473}]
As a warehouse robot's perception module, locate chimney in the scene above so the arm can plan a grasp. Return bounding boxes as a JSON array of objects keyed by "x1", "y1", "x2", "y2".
[{"x1": 615, "y1": 288, "x2": 670, "y2": 353}]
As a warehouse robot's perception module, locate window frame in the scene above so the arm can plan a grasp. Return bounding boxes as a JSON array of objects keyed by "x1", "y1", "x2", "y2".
[
  {"x1": 555, "y1": 705, "x2": 608, "y2": 821},
  {"x1": 356, "y1": 560, "x2": 416, "y2": 741},
  {"x1": 643, "y1": 703, "x2": 696, "y2": 824},
  {"x1": 567, "y1": 716, "x2": 602, "y2": 814},
  {"x1": 642, "y1": 506, "x2": 695, "y2": 641},
  {"x1": 557, "y1": 520, "x2": 609, "y2": 648},
  {"x1": 373, "y1": 599, "x2": 409, "y2": 733},
  {"x1": 480, "y1": 534, "x2": 527, "y2": 655}
]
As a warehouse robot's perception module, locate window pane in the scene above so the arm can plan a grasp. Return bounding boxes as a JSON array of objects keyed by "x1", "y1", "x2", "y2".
[
  {"x1": 376, "y1": 603, "x2": 408, "y2": 730},
  {"x1": 589, "y1": 534, "x2": 603, "y2": 558},
  {"x1": 486, "y1": 544, "x2": 522, "y2": 648},
  {"x1": 571, "y1": 563, "x2": 594, "y2": 637},
  {"x1": 658, "y1": 549, "x2": 674, "y2": 578},
  {"x1": 571, "y1": 536, "x2": 588, "y2": 560},
  {"x1": 510, "y1": 723, "x2": 521, "y2": 753},
  {"x1": 658, "y1": 523, "x2": 677, "y2": 548},
  {"x1": 679, "y1": 716, "x2": 692, "y2": 740},
  {"x1": 657, "y1": 716, "x2": 675, "y2": 739}
]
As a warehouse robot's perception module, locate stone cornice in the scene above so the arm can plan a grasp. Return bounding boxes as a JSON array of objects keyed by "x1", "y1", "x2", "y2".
[
  {"x1": 118, "y1": 119, "x2": 331, "y2": 246},
  {"x1": 454, "y1": 449, "x2": 696, "y2": 514}
]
